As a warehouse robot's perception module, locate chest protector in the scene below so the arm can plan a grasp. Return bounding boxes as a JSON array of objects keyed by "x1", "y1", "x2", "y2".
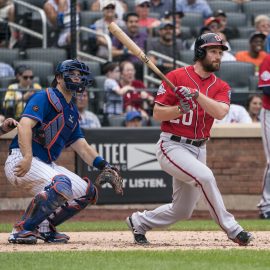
[{"x1": 33, "y1": 88, "x2": 78, "y2": 161}]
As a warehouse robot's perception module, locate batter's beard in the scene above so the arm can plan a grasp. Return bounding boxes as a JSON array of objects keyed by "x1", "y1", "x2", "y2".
[{"x1": 201, "y1": 59, "x2": 221, "y2": 72}]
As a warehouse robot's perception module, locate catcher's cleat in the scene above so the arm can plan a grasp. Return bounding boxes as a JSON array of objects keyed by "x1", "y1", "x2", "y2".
[
  {"x1": 8, "y1": 230, "x2": 38, "y2": 244},
  {"x1": 40, "y1": 231, "x2": 70, "y2": 243},
  {"x1": 126, "y1": 216, "x2": 149, "y2": 245},
  {"x1": 230, "y1": 230, "x2": 254, "y2": 246}
]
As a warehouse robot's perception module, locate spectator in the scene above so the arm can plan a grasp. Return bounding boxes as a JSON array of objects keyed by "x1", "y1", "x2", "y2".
[
  {"x1": 94, "y1": 0, "x2": 125, "y2": 59},
  {"x1": 215, "y1": 104, "x2": 252, "y2": 124},
  {"x1": 176, "y1": 0, "x2": 212, "y2": 19},
  {"x1": 119, "y1": 60, "x2": 154, "y2": 119},
  {"x1": 43, "y1": 0, "x2": 80, "y2": 49},
  {"x1": 103, "y1": 62, "x2": 131, "y2": 116},
  {"x1": 3, "y1": 65, "x2": 41, "y2": 119},
  {"x1": 125, "y1": 110, "x2": 143, "y2": 127},
  {"x1": 135, "y1": 0, "x2": 160, "y2": 29},
  {"x1": 0, "y1": 62, "x2": 14, "y2": 77},
  {"x1": 150, "y1": 0, "x2": 173, "y2": 19},
  {"x1": 112, "y1": 12, "x2": 147, "y2": 65},
  {"x1": 0, "y1": 0, "x2": 16, "y2": 48},
  {"x1": 90, "y1": 0, "x2": 128, "y2": 20},
  {"x1": 203, "y1": 19, "x2": 233, "y2": 51},
  {"x1": 213, "y1": 9, "x2": 239, "y2": 40},
  {"x1": 204, "y1": 17, "x2": 220, "y2": 34},
  {"x1": 235, "y1": 32, "x2": 267, "y2": 74},
  {"x1": 76, "y1": 91, "x2": 101, "y2": 129},
  {"x1": 246, "y1": 94, "x2": 262, "y2": 123},
  {"x1": 162, "y1": 10, "x2": 184, "y2": 38},
  {"x1": 148, "y1": 20, "x2": 188, "y2": 74},
  {"x1": 254, "y1": 15, "x2": 270, "y2": 36},
  {"x1": 254, "y1": 15, "x2": 270, "y2": 54}
]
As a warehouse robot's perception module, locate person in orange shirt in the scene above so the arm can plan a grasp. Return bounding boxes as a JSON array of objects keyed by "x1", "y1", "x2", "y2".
[
  {"x1": 135, "y1": 0, "x2": 160, "y2": 29},
  {"x1": 235, "y1": 32, "x2": 267, "y2": 74}
]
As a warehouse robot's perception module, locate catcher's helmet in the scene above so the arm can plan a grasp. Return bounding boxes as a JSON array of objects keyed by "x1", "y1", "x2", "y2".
[
  {"x1": 194, "y1": 33, "x2": 228, "y2": 61},
  {"x1": 52, "y1": 59, "x2": 93, "y2": 94}
]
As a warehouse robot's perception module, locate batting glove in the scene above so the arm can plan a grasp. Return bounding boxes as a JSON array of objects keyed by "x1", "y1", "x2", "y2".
[
  {"x1": 178, "y1": 97, "x2": 196, "y2": 114},
  {"x1": 175, "y1": 86, "x2": 199, "y2": 100}
]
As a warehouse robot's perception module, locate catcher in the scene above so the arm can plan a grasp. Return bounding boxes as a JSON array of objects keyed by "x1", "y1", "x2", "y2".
[{"x1": 4, "y1": 59, "x2": 123, "y2": 245}]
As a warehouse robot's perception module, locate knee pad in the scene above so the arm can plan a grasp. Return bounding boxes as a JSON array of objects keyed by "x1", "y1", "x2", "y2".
[
  {"x1": 48, "y1": 175, "x2": 73, "y2": 201},
  {"x1": 48, "y1": 177, "x2": 97, "y2": 227}
]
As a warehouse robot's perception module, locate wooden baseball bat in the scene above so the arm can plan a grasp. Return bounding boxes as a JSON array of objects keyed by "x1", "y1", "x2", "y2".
[{"x1": 108, "y1": 22, "x2": 175, "y2": 90}]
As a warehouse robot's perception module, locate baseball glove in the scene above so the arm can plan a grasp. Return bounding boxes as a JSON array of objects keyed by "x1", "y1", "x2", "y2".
[{"x1": 95, "y1": 167, "x2": 123, "y2": 195}]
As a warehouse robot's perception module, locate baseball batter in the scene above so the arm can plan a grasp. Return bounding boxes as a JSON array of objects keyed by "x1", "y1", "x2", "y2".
[
  {"x1": 126, "y1": 33, "x2": 253, "y2": 246},
  {"x1": 4, "y1": 59, "x2": 121, "y2": 244},
  {"x1": 258, "y1": 54, "x2": 270, "y2": 218}
]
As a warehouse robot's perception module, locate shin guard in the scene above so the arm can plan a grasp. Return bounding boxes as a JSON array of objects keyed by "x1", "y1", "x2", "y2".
[
  {"x1": 20, "y1": 175, "x2": 73, "y2": 232},
  {"x1": 48, "y1": 177, "x2": 97, "y2": 227}
]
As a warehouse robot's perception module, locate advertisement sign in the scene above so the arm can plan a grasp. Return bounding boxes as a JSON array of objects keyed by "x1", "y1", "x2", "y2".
[{"x1": 76, "y1": 128, "x2": 173, "y2": 204}]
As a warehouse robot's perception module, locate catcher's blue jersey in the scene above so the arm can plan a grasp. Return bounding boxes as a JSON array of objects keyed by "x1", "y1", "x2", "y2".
[{"x1": 10, "y1": 88, "x2": 84, "y2": 163}]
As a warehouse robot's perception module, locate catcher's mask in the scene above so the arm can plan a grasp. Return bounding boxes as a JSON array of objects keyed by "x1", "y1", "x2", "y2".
[
  {"x1": 194, "y1": 32, "x2": 228, "y2": 61},
  {"x1": 52, "y1": 59, "x2": 93, "y2": 95}
]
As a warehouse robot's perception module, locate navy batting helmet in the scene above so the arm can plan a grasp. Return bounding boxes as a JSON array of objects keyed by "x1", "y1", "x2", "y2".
[
  {"x1": 194, "y1": 33, "x2": 228, "y2": 61},
  {"x1": 52, "y1": 59, "x2": 93, "y2": 94}
]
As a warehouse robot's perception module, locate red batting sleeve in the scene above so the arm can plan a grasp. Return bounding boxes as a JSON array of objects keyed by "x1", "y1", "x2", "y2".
[{"x1": 155, "y1": 71, "x2": 178, "y2": 106}]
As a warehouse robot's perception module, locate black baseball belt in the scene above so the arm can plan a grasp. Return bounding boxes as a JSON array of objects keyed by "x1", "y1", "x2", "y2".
[{"x1": 170, "y1": 135, "x2": 208, "y2": 147}]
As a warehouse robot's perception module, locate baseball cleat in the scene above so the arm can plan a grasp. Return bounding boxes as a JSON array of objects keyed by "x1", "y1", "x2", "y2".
[
  {"x1": 126, "y1": 216, "x2": 149, "y2": 245},
  {"x1": 40, "y1": 231, "x2": 70, "y2": 243},
  {"x1": 230, "y1": 230, "x2": 254, "y2": 246},
  {"x1": 8, "y1": 230, "x2": 38, "y2": 244},
  {"x1": 259, "y1": 211, "x2": 270, "y2": 219}
]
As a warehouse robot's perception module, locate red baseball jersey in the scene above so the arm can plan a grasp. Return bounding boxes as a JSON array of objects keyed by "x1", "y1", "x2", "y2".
[
  {"x1": 155, "y1": 65, "x2": 231, "y2": 139},
  {"x1": 258, "y1": 54, "x2": 270, "y2": 110}
]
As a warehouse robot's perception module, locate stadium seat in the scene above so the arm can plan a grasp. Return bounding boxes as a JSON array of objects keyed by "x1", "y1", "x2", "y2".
[
  {"x1": 0, "y1": 76, "x2": 16, "y2": 89},
  {"x1": 26, "y1": 48, "x2": 67, "y2": 69},
  {"x1": 181, "y1": 13, "x2": 203, "y2": 28},
  {"x1": 24, "y1": 0, "x2": 44, "y2": 8},
  {"x1": 242, "y1": 1, "x2": 270, "y2": 25},
  {"x1": 108, "y1": 115, "x2": 125, "y2": 127},
  {"x1": 249, "y1": 75, "x2": 259, "y2": 91},
  {"x1": 226, "y1": 12, "x2": 247, "y2": 28},
  {"x1": 0, "y1": 49, "x2": 20, "y2": 65},
  {"x1": 84, "y1": 61, "x2": 101, "y2": 77},
  {"x1": 237, "y1": 27, "x2": 256, "y2": 38},
  {"x1": 215, "y1": 61, "x2": 255, "y2": 91},
  {"x1": 208, "y1": 1, "x2": 240, "y2": 13},
  {"x1": 229, "y1": 38, "x2": 249, "y2": 53},
  {"x1": 13, "y1": 60, "x2": 54, "y2": 87},
  {"x1": 80, "y1": 11, "x2": 103, "y2": 27},
  {"x1": 178, "y1": 50, "x2": 194, "y2": 65}
]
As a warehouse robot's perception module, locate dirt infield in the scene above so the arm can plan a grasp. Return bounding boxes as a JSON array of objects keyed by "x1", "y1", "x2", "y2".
[{"x1": 0, "y1": 231, "x2": 269, "y2": 252}]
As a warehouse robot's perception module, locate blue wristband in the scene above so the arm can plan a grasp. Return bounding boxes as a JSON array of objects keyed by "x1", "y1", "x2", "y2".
[{"x1": 93, "y1": 156, "x2": 109, "y2": 170}]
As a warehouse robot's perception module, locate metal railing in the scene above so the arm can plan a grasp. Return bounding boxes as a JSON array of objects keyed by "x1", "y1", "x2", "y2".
[
  {"x1": 77, "y1": 26, "x2": 112, "y2": 64},
  {"x1": 12, "y1": 0, "x2": 47, "y2": 48},
  {"x1": 144, "y1": 50, "x2": 189, "y2": 87}
]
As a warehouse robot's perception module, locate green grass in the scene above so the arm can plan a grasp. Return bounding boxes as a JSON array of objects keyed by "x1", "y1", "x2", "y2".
[
  {"x1": 0, "y1": 250, "x2": 270, "y2": 270},
  {"x1": 1, "y1": 219, "x2": 270, "y2": 232}
]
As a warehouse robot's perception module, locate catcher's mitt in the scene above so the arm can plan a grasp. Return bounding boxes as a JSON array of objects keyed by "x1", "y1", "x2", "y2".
[{"x1": 95, "y1": 167, "x2": 123, "y2": 195}]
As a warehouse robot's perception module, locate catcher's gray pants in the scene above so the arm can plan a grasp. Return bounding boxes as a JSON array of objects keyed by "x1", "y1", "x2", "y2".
[
  {"x1": 258, "y1": 108, "x2": 270, "y2": 214},
  {"x1": 131, "y1": 132, "x2": 243, "y2": 239},
  {"x1": 5, "y1": 148, "x2": 89, "y2": 232}
]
